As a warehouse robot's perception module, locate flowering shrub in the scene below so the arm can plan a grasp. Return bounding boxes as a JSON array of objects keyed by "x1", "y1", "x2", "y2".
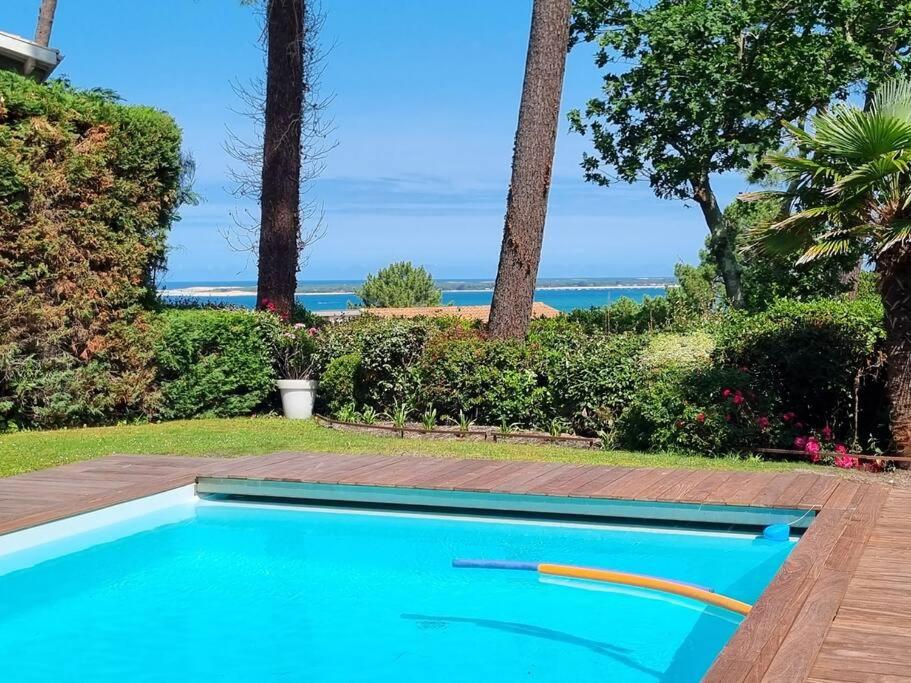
[{"x1": 272, "y1": 323, "x2": 319, "y2": 379}]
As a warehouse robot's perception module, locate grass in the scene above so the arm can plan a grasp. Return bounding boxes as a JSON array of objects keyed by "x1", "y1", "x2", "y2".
[{"x1": 0, "y1": 417, "x2": 821, "y2": 478}]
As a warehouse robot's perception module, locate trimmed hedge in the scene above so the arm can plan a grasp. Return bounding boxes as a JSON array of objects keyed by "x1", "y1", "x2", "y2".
[
  {"x1": 153, "y1": 310, "x2": 279, "y2": 420},
  {"x1": 0, "y1": 73, "x2": 188, "y2": 429}
]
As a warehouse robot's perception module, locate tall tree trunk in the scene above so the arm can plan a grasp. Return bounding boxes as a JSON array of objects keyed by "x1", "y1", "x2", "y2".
[
  {"x1": 488, "y1": 0, "x2": 572, "y2": 339},
  {"x1": 34, "y1": 0, "x2": 58, "y2": 47},
  {"x1": 691, "y1": 174, "x2": 743, "y2": 308},
  {"x1": 878, "y1": 253, "x2": 911, "y2": 453},
  {"x1": 256, "y1": 0, "x2": 304, "y2": 321}
]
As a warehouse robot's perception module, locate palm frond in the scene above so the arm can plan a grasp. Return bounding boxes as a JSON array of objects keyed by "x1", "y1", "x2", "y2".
[
  {"x1": 797, "y1": 239, "x2": 855, "y2": 264},
  {"x1": 828, "y1": 151, "x2": 911, "y2": 196},
  {"x1": 876, "y1": 219, "x2": 911, "y2": 255},
  {"x1": 814, "y1": 108, "x2": 911, "y2": 160},
  {"x1": 874, "y1": 78, "x2": 911, "y2": 121}
]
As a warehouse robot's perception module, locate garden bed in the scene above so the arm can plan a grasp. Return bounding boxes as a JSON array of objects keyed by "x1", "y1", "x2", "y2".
[{"x1": 315, "y1": 416, "x2": 601, "y2": 449}]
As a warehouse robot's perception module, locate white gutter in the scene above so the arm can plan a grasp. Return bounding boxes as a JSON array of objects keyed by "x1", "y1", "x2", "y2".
[{"x1": 0, "y1": 30, "x2": 64, "y2": 82}]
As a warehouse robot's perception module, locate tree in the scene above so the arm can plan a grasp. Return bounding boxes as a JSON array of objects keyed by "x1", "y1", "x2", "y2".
[
  {"x1": 745, "y1": 79, "x2": 911, "y2": 452},
  {"x1": 354, "y1": 262, "x2": 442, "y2": 308},
  {"x1": 488, "y1": 0, "x2": 573, "y2": 339},
  {"x1": 232, "y1": 1, "x2": 330, "y2": 321},
  {"x1": 34, "y1": 0, "x2": 58, "y2": 47},
  {"x1": 256, "y1": 0, "x2": 305, "y2": 321},
  {"x1": 569, "y1": 0, "x2": 897, "y2": 307}
]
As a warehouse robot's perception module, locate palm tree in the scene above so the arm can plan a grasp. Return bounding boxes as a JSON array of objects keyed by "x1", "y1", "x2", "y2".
[
  {"x1": 744, "y1": 78, "x2": 911, "y2": 452},
  {"x1": 487, "y1": 0, "x2": 573, "y2": 339}
]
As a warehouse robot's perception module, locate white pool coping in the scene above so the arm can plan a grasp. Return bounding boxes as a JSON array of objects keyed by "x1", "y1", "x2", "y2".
[{"x1": 0, "y1": 485, "x2": 196, "y2": 576}]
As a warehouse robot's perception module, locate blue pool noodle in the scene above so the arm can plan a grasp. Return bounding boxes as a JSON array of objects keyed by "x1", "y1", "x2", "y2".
[{"x1": 452, "y1": 559, "x2": 538, "y2": 571}]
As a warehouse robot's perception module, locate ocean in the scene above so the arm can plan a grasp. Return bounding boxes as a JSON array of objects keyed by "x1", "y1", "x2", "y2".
[{"x1": 160, "y1": 279, "x2": 671, "y2": 313}]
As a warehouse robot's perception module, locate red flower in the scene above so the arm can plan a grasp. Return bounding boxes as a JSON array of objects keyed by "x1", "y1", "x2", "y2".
[
  {"x1": 307, "y1": 327, "x2": 319, "y2": 336},
  {"x1": 695, "y1": 413, "x2": 706, "y2": 423},
  {"x1": 821, "y1": 425, "x2": 833, "y2": 442},
  {"x1": 834, "y1": 454, "x2": 858, "y2": 469},
  {"x1": 732, "y1": 391, "x2": 744, "y2": 406},
  {"x1": 782, "y1": 411, "x2": 795, "y2": 423},
  {"x1": 756, "y1": 416, "x2": 770, "y2": 429},
  {"x1": 721, "y1": 388, "x2": 732, "y2": 399},
  {"x1": 793, "y1": 435, "x2": 808, "y2": 450},
  {"x1": 834, "y1": 443, "x2": 848, "y2": 455},
  {"x1": 805, "y1": 438, "x2": 821, "y2": 463},
  {"x1": 794, "y1": 421, "x2": 804, "y2": 430}
]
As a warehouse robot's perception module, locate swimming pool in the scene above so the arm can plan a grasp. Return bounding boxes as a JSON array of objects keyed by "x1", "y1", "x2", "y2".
[{"x1": 0, "y1": 486, "x2": 797, "y2": 682}]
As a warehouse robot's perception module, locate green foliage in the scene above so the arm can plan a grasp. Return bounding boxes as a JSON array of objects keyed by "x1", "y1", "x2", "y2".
[
  {"x1": 541, "y1": 333, "x2": 646, "y2": 435},
  {"x1": 746, "y1": 78, "x2": 911, "y2": 269},
  {"x1": 354, "y1": 261, "x2": 442, "y2": 308},
  {"x1": 723, "y1": 199, "x2": 857, "y2": 311},
  {"x1": 153, "y1": 310, "x2": 278, "y2": 420},
  {"x1": 417, "y1": 330, "x2": 550, "y2": 429},
  {"x1": 318, "y1": 352, "x2": 362, "y2": 416},
  {"x1": 569, "y1": 0, "x2": 866, "y2": 200},
  {"x1": 715, "y1": 297, "x2": 885, "y2": 433},
  {"x1": 0, "y1": 72, "x2": 189, "y2": 429}
]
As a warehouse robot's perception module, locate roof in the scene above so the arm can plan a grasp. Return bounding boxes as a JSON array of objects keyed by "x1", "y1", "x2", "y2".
[
  {"x1": 0, "y1": 31, "x2": 63, "y2": 82},
  {"x1": 363, "y1": 302, "x2": 561, "y2": 321}
]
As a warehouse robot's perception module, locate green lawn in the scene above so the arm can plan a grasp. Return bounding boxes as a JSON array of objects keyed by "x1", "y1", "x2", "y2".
[{"x1": 0, "y1": 417, "x2": 820, "y2": 478}]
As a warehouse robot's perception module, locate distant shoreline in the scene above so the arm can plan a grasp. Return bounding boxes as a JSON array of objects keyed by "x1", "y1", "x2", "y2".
[{"x1": 160, "y1": 284, "x2": 672, "y2": 297}]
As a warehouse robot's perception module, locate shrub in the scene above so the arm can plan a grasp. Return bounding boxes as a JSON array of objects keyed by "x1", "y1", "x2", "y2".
[
  {"x1": 417, "y1": 331, "x2": 549, "y2": 427},
  {"x1": 714, "y1": 297, "x2": 885, "y2": 436},
  {"x1": 541, "y1": 333, "x2": 646, "y2": 435},
  {"x1": 354, "y1": 261, "x2": 441, "y2": 308},
  {"x1": 153, "y1": 310, "x2": 278, "y2": 419},
  {"x1": 319, "y1": 352, "x2": 362, "y2": 415},
  {"x1": 0, "y1": 73, "x2": 189, "y2": 429}
]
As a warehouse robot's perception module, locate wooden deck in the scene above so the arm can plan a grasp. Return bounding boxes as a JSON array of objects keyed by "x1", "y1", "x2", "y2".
[{"x1": 0, "y1": 452, "x2": 905, "y2": 682}]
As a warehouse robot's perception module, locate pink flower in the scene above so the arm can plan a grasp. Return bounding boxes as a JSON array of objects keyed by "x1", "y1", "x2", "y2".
[
  {"x1": 805, "y1": 438, "x2": 821, "y2": 463},
  {"x1": 695, "y1": 412, "x2": 706, "y2": 423},
  {"x1": 308, "y1": 327, "x2": 319, "y2": 336},
  {"x1": 821, "y1": 425, "x2": 833, "y2": 442},
  {"x1": 794, "y1": 421, "x2": 804, "y2": 430},
  {"x1": 721, "y1": 388, "x2": 732, "y2": 399},
  {"x1": 834, "y1": 443, "x2": 848, "y2": 455},
  {"x1": 834, "y1": 455, "x2": 858, "y2": 469},
  {"x1": 793, "y1": 436, "x2": 808, "y2": 450},
  {"x1": 782, "y1": 412, "x2": 795, "y2": 423},
  {"x1": 293, "y1": 323, "x2": 306, "y2": 329},
  {"x1": 756, "y1": 416, "x2": 770, "y2": 429},
  {"x1": 732, "y1": 391, "x2": 744, "y2": 406}
]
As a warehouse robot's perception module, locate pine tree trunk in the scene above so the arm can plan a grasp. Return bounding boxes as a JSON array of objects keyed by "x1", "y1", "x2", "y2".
[
  {"x1": 488, "y1": 0, "x2": 572, "y2": 339},
  {"x1": 34, "y1": 0, "x2": 58, "y2": 47},
  {"x1": 879, "y1": 253, "x2": 911, "y2": 453},
  {"x1": 256, "y1": 0, "x2": 304, "y2": 321},
  {"x1": 692, "y1": 175, "x2": 743, "y2": 308}
]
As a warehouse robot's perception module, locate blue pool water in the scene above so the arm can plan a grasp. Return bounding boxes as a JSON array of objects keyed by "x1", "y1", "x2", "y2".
[{"x1": 0, "y1": 500, "x2": 795, "y2": 682}]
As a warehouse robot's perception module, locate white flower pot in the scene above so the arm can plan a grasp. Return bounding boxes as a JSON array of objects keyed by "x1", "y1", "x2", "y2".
[{"x1": 277, "y1": 379, "x2": 318, "y2": 419}]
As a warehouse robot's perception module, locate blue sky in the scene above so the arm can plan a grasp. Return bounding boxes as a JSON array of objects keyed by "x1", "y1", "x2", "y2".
[{"x1": 5, "y1": 0, "x2": 745, "y2": 282}]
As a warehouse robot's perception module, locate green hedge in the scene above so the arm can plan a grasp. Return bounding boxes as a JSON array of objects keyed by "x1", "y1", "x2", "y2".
[
  {"x1": 0, "y1": 73, "x2": 188, "y2": 429},
  {"x1": 312, "y1": 297, "x2": 888, "y2": 455},
  {"x1": 153, "y1": 310, "x2": 279, "y2": 420}
]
